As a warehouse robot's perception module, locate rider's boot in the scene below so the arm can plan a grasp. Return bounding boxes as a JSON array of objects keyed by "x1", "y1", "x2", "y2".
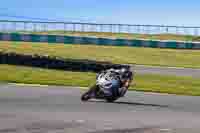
[{"x1": 118, "y1": 87, "x2": 128, "y2": 97}]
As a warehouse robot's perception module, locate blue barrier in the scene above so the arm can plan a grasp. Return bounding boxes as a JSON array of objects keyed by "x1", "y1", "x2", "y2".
[{"x1": 0, "y1": 32, "x2": 199, "y2": 49}]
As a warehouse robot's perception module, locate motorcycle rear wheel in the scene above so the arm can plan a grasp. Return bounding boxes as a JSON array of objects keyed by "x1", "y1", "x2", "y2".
[{"x1": 106, "y1": 97, "x2": 118, "y2": 103}]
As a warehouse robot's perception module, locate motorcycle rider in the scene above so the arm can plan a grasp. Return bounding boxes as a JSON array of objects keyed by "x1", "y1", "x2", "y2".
[
  {"x1": 97, "y1": 66, "x2": 134, "y2": 97},
  {"x1": 117, "y1": 67, "x2": 134, "y2": 97}
]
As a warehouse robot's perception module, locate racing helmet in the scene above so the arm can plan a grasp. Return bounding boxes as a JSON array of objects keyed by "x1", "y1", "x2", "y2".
[{"x1": 120, "y1": 67, "x2": 130, "y2": 74}]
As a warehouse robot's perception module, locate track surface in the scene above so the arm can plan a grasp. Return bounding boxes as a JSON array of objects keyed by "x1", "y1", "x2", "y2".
[
  {"x1": 0, "y1": 84, "x2": 200, "y2": 133},
  {"x1": 134, "y1": 65, "x2": 200, "y2": 78}
]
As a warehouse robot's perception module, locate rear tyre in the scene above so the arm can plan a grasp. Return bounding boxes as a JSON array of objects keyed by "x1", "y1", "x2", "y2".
[{"x1": 106, "y1": 97, "x2": 117, "y2": 103}]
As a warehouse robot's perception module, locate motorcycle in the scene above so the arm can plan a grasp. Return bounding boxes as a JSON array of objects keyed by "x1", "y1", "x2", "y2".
[{"x1": 81, "y1": 70, "x2": 123, "y2": 102}]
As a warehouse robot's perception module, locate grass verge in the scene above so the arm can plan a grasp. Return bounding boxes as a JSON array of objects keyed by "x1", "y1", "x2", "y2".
[
  {"x1": 0, "y1": 41, "x2": 200, "y2": 68},
  {"x1": 1, "y1": 64, "x2": 200, "y2": 96}
]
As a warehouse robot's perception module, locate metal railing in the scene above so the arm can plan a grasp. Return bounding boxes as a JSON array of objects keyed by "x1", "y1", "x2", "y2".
[{"x1": 0, "y1": 20, "x2": 200, "y2": 36}]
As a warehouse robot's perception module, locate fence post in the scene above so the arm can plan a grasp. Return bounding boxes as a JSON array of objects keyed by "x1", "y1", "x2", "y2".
[
  {"x1": 81, "y1": 24, "x2": 85, "y2": 32},
  {"x1": 64, "y1": 23, "x2": 67, "y2": 33},
  {"x1": 175, "y1": 27, "x2": 178, "y2": 34},
  {"x1": 43, "y1": 23, "x2": 47, "y2": 32},
  {"x1": 23, "y1": 22, "x2": 27, "y2": 32},
  {"x1": 110, "y1": 24, "x2": 113, "y2": 33},
  {"x1": 127, "y1": 25, "x2": 131, "y2": 33},
  {"x1": 184, "y1": 28, "x2": 188, "y2": 35},
  {"x1": 12, "y1": 22, "x2": 16, "y2": 32},
  {"x1": 194, "y1": 28, "x2": 198, "y2": 36},
  {"x1": 3, "y1": 23, "x2": 6, "y2": 32},
  {"x1": 73, "y1": 23, "x2": 76, "y2": 32},
  {"x1": 33, "y1": 23, "x2": 37, "y2": 32},
  {"x1": 118, "y1": 24, "x2": 121, "y2": 33},
  {"x1": 100, "y1": 24, "x2": 103, "y2": 32},
  {"x1": 136, "y1": 25, "x2": 140, "y2": 33},
  {"x1": 166, "y1": 27, "x2": 169, "y2": 33}
]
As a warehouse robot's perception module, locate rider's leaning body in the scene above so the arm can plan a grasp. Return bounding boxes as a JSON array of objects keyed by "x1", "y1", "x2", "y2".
[{"x1": 97, "y1": 66, "x2": 134, "y2": 97}]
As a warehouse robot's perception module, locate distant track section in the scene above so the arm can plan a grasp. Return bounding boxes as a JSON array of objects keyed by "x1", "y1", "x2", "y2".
[{"x1": 134, "y1": 65, "x2": 200, "y2": 78}]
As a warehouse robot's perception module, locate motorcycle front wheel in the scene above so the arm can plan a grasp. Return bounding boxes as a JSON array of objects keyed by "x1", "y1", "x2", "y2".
[
  {"x1": 81, "y1": 85, "x2": 98, "y2": 102},
  {"x1": 81, "y1": 91, "x2": 91, "y2": 101}
]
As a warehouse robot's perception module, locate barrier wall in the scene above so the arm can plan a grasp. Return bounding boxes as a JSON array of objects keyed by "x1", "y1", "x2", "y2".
[{"x1": 0, "y1": 32, "x2": 200, "y2": 49}]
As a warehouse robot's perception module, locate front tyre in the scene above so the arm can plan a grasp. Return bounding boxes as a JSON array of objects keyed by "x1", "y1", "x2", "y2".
[
  {"x1": 81, "y1": 92, "x2": 91, "y2": 101},
  {"x1": 81, "y1": 85, "x2": 98, "y2": 102}
]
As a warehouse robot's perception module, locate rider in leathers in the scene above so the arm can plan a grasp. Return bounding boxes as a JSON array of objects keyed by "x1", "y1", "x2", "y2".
[{"x1": 97, "y1": 66, "x2": 134, "y2": 97}]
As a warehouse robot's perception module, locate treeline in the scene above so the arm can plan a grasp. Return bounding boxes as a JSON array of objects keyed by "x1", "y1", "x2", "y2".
[{"x1": 0, "y1": 52, "x2": 129, "y2": 73}]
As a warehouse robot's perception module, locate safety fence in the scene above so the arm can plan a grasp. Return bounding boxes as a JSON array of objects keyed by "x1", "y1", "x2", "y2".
[
  {"x1": 0, "y1": 20, "x2": 200, "y2": 36},
  {"x1": 0, "y1": 32, "x2": 200, "y2": 49}
]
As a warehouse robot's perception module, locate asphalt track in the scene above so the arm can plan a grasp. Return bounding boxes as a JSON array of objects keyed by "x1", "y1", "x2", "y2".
[
  {"x1": 134, "y1": 65, "x2": 200, "y2": 78},
  {"x1": 0, "y1": 84, "x2": 200, "y2": 133}
]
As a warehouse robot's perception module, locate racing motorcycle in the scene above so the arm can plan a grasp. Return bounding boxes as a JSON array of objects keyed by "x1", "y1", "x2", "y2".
[{"x1": 81, "y1": 70, "x2": 123, "y2": 102}]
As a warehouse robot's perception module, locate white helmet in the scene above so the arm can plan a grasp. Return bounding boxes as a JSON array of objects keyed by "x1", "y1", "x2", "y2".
[{"x1": 121, "y1": 68, "x2": 127, "y2": 73}]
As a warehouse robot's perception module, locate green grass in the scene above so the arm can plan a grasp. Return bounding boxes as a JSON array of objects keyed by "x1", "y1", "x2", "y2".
[
  {"x1": 0, "y1": 64, "x2": 96, "y2": 87},
  {"x1": 1, "y1": 41, "x2": 200, "y2": 68},
  {"x1": 1, "y1": 64, "x2": 200, "y2": 96},
  {"x1": 17, "y1": 31, "x2": 200, "y2": 42}
]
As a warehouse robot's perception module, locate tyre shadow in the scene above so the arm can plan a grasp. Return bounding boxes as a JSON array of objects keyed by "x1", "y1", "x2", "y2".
[{"x1": 88, "y1": 100, "x2": 169, "y2": 108}]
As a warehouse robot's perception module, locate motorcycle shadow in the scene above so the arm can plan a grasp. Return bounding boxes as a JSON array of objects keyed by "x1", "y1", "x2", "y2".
[{"x1": 88, "y1": 100, "x2": 169, "y2": 108}]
